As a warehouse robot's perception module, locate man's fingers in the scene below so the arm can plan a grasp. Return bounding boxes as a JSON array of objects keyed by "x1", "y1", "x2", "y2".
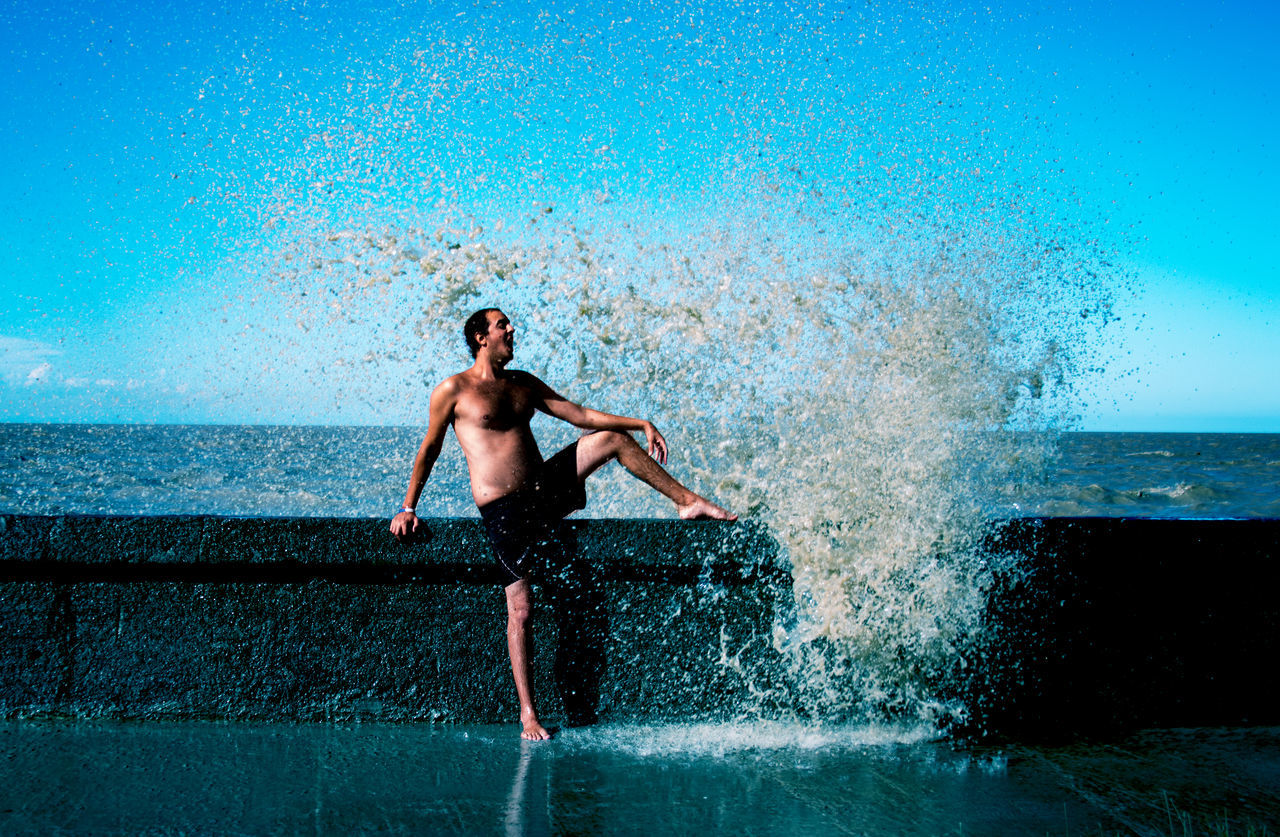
[
  {"x1": 644, "y1": 423, "x2": 669, "y2": 465},
  {"x1": 390, "y1": 513, "x2": 420, "y2": 542}
]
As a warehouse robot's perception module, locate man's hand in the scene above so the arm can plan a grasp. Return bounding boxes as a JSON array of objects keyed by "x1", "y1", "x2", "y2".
[
  {"x1": 642, "y1": 421, "x2": 668, "y2": 465},
  {"x1": 390, "y1": 510, "x2": 421, "y2": 543}
]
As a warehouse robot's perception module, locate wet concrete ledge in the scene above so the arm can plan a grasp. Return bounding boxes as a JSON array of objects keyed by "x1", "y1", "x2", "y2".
[
  {"x1": 1, "y1": 515, "x2": 1279, "y2": 739},
  {"x1": 968, "y1": 517, "x2": 1280, "y2": 740},
  {"x1": 0, "y1": 515, "x2": 778, "y2": 586},
  {"x1": 0, "y1": 514, "x2": 785, "y2": 727}
]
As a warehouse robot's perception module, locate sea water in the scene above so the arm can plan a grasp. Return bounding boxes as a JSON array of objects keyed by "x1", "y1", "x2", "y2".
[
  {"x1": 3, "y1": 424, "x2": 1277, "y2": 521},
  {"x1": 6, "y1": 434, "x2": 1277, "y2": 833}
]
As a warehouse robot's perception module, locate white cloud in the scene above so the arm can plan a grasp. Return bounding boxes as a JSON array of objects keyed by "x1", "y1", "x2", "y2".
[
  {"x1": 0, "y1": 336, "x2": 59, "y2": 386},
  {"x1": 25, "y1": 363, "x2": 52, "y2": 385}
]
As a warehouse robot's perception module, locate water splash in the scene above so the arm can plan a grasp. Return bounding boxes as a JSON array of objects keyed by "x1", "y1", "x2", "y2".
[
  {"x1": 181, "y1": 3, "x2": 1123, "y2": 728},
  {"x1": 553, "y1": 720, "x2": 946, "y2": 758},
  {"x1": 257, "y1": 191, "x2": 1113, "y2": 727}
]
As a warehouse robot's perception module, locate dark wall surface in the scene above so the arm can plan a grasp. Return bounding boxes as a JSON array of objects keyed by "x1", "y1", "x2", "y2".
[
  {"x1": 2, "y1": 514, "x2": 1277, "y2": 739},
  {"x1": 0, "y1": 515, "x2": 784, "y2": 726},
  {"x1": 968, "y1": 517, "x2": 1280, "y2": 740}
]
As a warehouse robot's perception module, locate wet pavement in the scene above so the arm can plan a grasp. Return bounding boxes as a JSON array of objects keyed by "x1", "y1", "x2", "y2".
[{"x1": 1, "y1": 720, "x2": 1277, "y2": 835}]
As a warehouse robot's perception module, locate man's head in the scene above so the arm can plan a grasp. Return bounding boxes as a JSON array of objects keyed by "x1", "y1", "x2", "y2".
[{"x1": 464, "y1": 307, "x2": 514, "y2": 362}]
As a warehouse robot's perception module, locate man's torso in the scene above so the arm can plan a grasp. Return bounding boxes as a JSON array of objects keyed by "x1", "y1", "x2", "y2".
[{"x1": 449, "y1": 370, "x2": 545, "y2": 507}]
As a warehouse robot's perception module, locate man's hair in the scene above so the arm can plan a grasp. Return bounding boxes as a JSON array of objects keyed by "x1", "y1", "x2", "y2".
[{"x1": 464, "y1": 307, "x2": 502, "y2": 357}]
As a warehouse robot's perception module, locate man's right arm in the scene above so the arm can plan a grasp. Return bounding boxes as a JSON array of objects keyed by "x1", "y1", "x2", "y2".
[
  {"x1": 521, "y1": 372, "x2": 670, "y2": 464},
  {"x1": 390, "y1": 379, "x2": 458, "y2": 542}
]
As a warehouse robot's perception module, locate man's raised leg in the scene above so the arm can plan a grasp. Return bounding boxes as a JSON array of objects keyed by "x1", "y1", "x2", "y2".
[
  {"x1": 505, "y1": 578, "x2": 552, "y2": 741},
  {"x1": 574, "y1": 431, "x2": 737, "y2": 521}
]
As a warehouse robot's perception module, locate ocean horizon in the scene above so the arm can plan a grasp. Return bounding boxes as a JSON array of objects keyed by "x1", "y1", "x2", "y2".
[{"x1": 2, "y1": 423, "x2": 1277, "y2": 521}]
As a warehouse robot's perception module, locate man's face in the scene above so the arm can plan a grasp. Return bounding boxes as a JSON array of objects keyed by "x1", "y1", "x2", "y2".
[{"x1": 481, "y1": 310, "x2": 515, "y2": 362}]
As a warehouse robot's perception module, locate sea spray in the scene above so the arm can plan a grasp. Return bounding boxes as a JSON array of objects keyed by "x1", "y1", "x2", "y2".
[
  {"x1": 168, "y1": 2, "x2": 1123, "y2": 728},
  {"x1": 262, "y1": 192, "x2": 1113, "y2": 727}
]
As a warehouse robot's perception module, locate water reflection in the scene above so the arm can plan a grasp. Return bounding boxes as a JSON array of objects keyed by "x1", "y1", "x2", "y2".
[
  {"x1": 1, "y1": 721, "x2": 1275, "y2": 834},
  {"x1": 501, "y1": 742, "x2": 532, "y2": 834}
]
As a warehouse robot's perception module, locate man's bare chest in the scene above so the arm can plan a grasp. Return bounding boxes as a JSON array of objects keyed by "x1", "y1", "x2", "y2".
[{"x1": 454, "y1": 381, "x2": 536, "y2": 432}]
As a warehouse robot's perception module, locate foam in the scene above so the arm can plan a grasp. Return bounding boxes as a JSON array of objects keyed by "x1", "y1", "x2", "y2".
[{"x1": 555, "y1": 720, "x2": 944, "y2": 758}]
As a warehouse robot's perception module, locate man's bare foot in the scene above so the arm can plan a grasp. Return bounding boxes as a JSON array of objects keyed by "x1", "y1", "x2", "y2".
[
  {"x1": 520, "y1": 709, "x2": 552, "y2": 741},
  {"x1": 677, "y1": 496, "x2": 738, "y2": 521}
]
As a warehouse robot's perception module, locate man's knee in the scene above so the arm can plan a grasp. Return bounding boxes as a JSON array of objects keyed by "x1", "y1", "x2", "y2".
[
  {"x1": 578, "y1": 429, "x2": 627, "y2": 462},
  {"x1": 506, "y1": 583, "x2": 533, "y2": 625},
  {"x1": 593, "y1": 429, "x2": 635, "y2": 455},
  {"x1": 508, "y1": 601, "x2": 532, "y2": 627}
]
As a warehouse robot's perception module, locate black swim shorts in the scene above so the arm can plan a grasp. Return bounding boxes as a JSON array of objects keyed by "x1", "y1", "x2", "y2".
[{"x1": 479, "y1": 441, "x2": 587, "y2": 587}]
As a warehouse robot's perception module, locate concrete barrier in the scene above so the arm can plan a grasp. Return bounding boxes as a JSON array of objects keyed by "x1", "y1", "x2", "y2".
[
  {"x1": 963, "y1": 517, "x2": 1280, "y2": 740},
  {"x1": 2, "y1": 514, "x2": 1278, "y2": 738},
  {"x1": 0, "y1": 515, "x2": 785, "y2": 726}
]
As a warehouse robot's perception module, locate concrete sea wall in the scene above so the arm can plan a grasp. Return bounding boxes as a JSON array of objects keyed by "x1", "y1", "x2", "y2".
[
  {"x1": 967, "y1": 517, "x2": 1280, "y2": 740},
  {"x1": 1, "y1": 514, "x2": 1278, "y2": 738},
  {"x1": 0, "y1": 515, "x2": 784, "y2": 727}
]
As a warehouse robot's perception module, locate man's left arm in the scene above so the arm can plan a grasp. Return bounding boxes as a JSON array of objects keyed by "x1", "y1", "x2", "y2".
[{"x1": 523, "y1": 373, "x2": 668, "y2": 464}]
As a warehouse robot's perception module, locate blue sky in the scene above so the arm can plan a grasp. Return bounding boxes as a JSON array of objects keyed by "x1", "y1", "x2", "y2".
[{"x1": 0, "y1": 0, "x2": 1276, "y2": 431}]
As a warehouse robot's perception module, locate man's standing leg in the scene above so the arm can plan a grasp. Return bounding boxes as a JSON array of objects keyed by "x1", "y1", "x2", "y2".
[{"x1": 505, "y1": 578, "x2": 552, "y2": 741}]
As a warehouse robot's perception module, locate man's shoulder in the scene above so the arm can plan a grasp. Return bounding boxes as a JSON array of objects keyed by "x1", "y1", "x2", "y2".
[
  {"x1": 440, "y1": 371, "x2": 469, "y2": 387},
  {"x1": 435, "y1": 367, "x2": 545, "y2": 396},
  {"x1": 433, "y1": 368, "x2": 532, "y2": 391},
  {"x1": 431, "y1": 373, "x2": 469, "y2": 399}
]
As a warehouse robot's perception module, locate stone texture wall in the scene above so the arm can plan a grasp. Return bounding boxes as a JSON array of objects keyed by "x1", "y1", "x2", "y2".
[
  {"x1": 3, "y1": 514, "x2": 1278, "y2": 738},
  {"x1": 0, "y1": 515, "x2": 786, "y2": 725},
  {"x1": 965, "y1": 517, "x2": 1280, "y2": 740}
]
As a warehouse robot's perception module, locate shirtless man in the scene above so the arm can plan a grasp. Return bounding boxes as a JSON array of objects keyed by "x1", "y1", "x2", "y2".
[{"x1": 390, "y1": 308, "x2": 736, "y2": 740}]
